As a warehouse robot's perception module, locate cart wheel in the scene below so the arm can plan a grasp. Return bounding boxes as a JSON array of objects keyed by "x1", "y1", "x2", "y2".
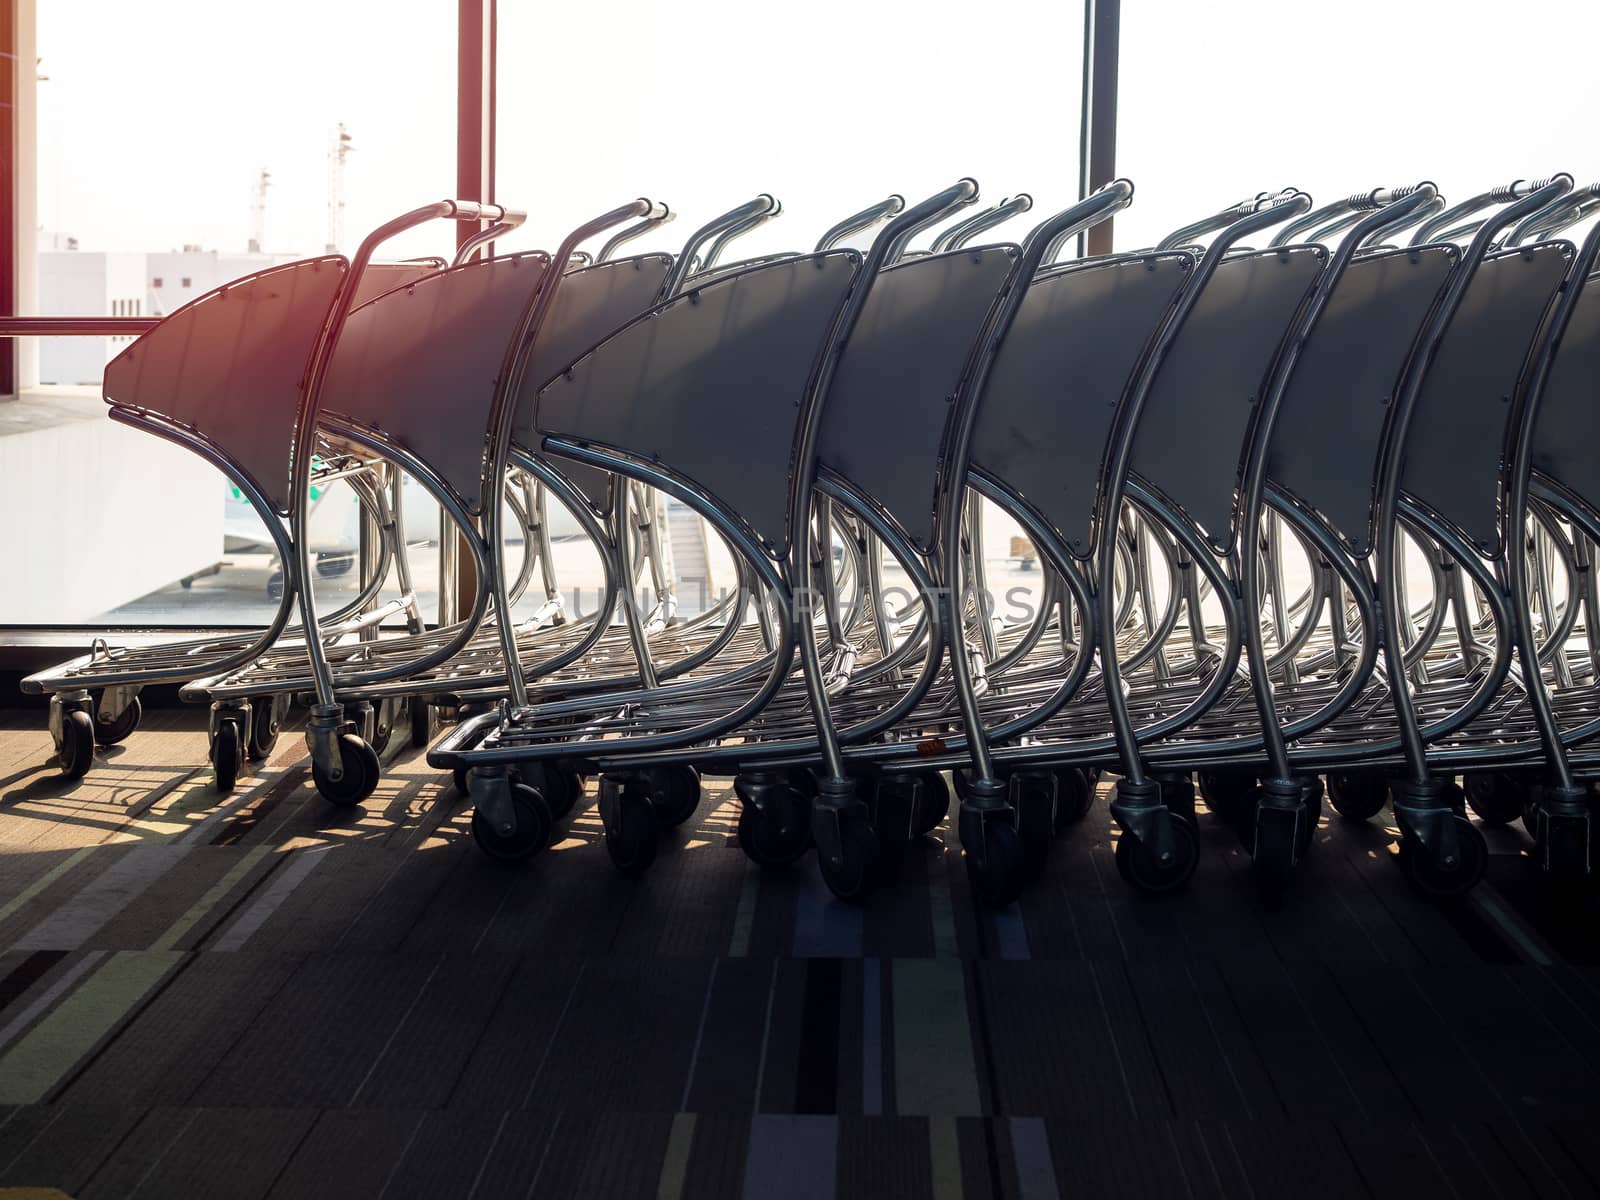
[
  {"x1": 1327, "y1": 770, "x2": 1387, "y2": 821},
  {"x1": 647, "y1": 765, "x2": 701, "y2": 829},
  {"x1": 1296, "y1": 776, "x2": 1323, "y2": 856},
  {"x1": 409, "y1": 699, "x2": 438, "y2": 750},
  {"x1": 1157, "y1": 773, "x2": 1197, "y2": 823},
  {"x1": 370, "y1": 699, "x2": 397, "y2": 756},
  {"x1": 1464, "y1": 772, "x2": 1524, "y2": 827},
  {"x1": 247, "y1": 700, "x2": 280, "y2": 761},
  {"x1": 471, "y1": 782, "x2": 552, "y2": 861},
  {"x1": 542, "y1": 763, "x2": 587, "y2": 821},
  {"x1": 1051, "y1": 767, "x2": 1094, "y2": 833},
  {"x1": 1012, "y1": 775, "x2": 1055, "y2": 881},
  {"x1": 454, "y1": 767, "x2": 470, "y2": 797},
  {"x1": 952, "y1": 769, "x2": 972, "y2": 804},
  {"x1": 1114, "y1": 816, "x2": 1200, "y2": 894},
  {"x1": 606, "y1": 783, "x2": 660, "y2": 877},
  {"x1": 93, "y1": 695, "x2": 141, "y2": 746},
  {"x1": 966, "y1": 820, "x2": 1027, "y2": 908},
  {"x1": 737, "y1": 784, "x2": 811, "y2": 867},
  {"x1": 313, "y1": 734, "x2": 380, "y2": 807},
  {"x1": 212, "y1": 718, "x2": 244, "y2": 792},
  {"x1": 1397, "y1": 816, "x2": 1487, "y2": 898},
  {"x1": 1197, "y1": 770, "x2": 1256, "y2": 822},
  {"x1": 58, "y1": 709, "x2": 96, "y2": 781},
  {"x1": 819, "y1": 812, "x2": 880, "y2": 902},
  {"x1": 910, "y1": 771, "x2": 951, "y2": 837},
  {"x1": 1523, "y1": 793, "x2": 1542, "y2": 838},
  {"x1": 316, "y1": 552, "x2": 354, "y2": 579}
]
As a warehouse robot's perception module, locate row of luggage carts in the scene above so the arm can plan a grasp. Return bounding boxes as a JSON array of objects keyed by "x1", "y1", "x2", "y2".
[{"x1": 22, "y1": 172, "x2": 1600, "y2": 908}]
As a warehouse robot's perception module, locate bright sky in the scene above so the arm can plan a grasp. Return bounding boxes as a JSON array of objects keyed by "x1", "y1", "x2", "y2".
[{"x1": 35, "y1": 0, "x2": 1600, "y2": 268}]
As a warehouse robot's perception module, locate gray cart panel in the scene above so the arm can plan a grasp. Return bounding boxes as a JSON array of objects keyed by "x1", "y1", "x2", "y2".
[
  {"x1": 1267, "y1": 244, "x2": 1457, "y2": 556},
  {"x1": 1531, "y1": 268, "x2": 1600, "y2": 515},
  {"x1": 1404, "y1": 241, "x2": 1571, "y2": 557},
  {"x1": 974, "y1": 254, "x2": 1191, "y2": 558},
  {"x1": 820, "y1": 245, "x2": 1019, "y2": 554},
  {"x1": 535, "y1": 251, "x2": 861, "y2": 554},
  {"x1": 1132, "y1": 245, "x2": 1326, "y2": 553},
  {"x1": 102, "y1": 255, "x2": 348, "y2": 515},
  {"x1": 514, "y1": 254, "x2": 674, "y2": 513},
  {"x1": 349, "y1": 261, "x2": 446, "y2": 309},
  {"x1": 319, "y1": 251, "x2": 552, "y2": 513}
]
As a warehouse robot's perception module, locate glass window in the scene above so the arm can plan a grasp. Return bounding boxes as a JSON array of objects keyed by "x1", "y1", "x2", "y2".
[
  {"x1": 6, "y1": 0, "x2": 458, "y2": 628},
  {"x1": 498, "y1": 0, "x2": 1085, "y2": 267},
  {"x1": 1114, "y1": 0, "x2": 1600, "y2": 251},
  {"x1": 496, "y1": 0, "x2": 1088, "y2": 623}
]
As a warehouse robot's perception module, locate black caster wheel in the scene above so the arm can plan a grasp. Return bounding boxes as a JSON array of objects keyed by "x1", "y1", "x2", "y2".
[
  {"x1": 1011, "y1": 776, "x2": 1055, "y2": 881},
  {"x1": 966, "y1": 820, "x2": 1027, "y2": 908},
  {"x1": 454, "y1": 767, "x2": 470, "y2": 798},
  {"x1": 541, "y1": 763, "x2": 587, "y2": 821},
  {"x1": 1397, "y1": 815, "x2": 1487, "y2": 898},
  {"x1": 1114, "y1": 816, "x2": 1200, "y2": 894},
  {"x1": 312, "y1": 734, "x2": 381, "y2": 807},
  {"x1": 1441, "y1": 778, "x2": 1467, "y2": 816},
  {"x1": 1464, "y1": 772, "x2": 1524, "y2": 827},
  {"x1": 1296, "y1": 777, "x2": 1323, "y2": 857},
  {"x1": 471, "y1": 782, "x2": 553, "y2": 861},
  {"x1": 818, "y1": 814, "x2": 880, "y2": 902},
  {"x1": 212, "y1": 718, "x2": 244, "y2": 793},
  {"x1": 1328, "y1": 770, "x2": 1387, "y2": 822},
  {"x1": 92, "y1": 694, "x2": 141, "y2": 746},
  {"x1": 409, "y1": 699, "x2": 438, "y2": 750},
  {"x1": 647, "y1": 765, "x2": 702, "y2": 829},
  {"x1": 1157, "y1": 773, "x2": 1197, "y2": 824},
  {"x1": 910, "y1": 771, "x2": 952, "y2": 837},
  {"x1": 370, "y1": 700, "x2": 397, "y2": 757},
  {"x1": 1051, "y1": 767, "x2": 1093, "y2": 833},
  {"x1": 316, "y1": 552, "x2": 354, "y2": 579},
  {"x1": 606, "y1": 782, "x2": 660, "y2": 877},
  {"x1": 737, "y1": 785, "x2": 811, "y2": 867},
  {"x1": 1197, "y1": 770, "x2": 1257, "y2": 822},
  {"x1": 247, "y1": 699, "x2": 281, "y2": 761},
  {"x1": 58, "y1": 708, "x2": 96, "y2": 781}
]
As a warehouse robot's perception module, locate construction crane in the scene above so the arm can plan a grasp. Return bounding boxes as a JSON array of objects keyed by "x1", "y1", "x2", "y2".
[
  {"x1": 248, "y1": 168, "x2": 271, "y2": 253},
  {"x1": 326, "y1": 123, "x2": 353, "y2": 253}
]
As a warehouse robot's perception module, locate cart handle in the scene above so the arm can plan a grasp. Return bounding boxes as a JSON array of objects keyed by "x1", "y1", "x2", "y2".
[
  {"x1": 451, "y1": 206, "x2": 530, "y2": 267},
  {"x1": 1157, "y1": 188, "x2": 1296, "y2": 251},
  {"x1": 661, "y1": 194, "x2": 780, "y2": 297},
  {"x1": 597, "y1": 204, "x2": 676, "y2": 263},
  {"x1": 883, "y1": 178, "x2": 982, "y2": 264},
  {"x1": 933, "y1": 194, "x2": 1035, "y2": 253},
  {"x1": 703, "y1": 197, "x2": 784, "y2": 272},
  {"x1": 1507, "y1": 182, "x2": 1600, "y2": 246},
  {"x1": 814, "y1": 195, "x2": 906, "y2": 252},
  {"x1": 1411, "y1": 175, "x2": 1574, "y2": 245}
]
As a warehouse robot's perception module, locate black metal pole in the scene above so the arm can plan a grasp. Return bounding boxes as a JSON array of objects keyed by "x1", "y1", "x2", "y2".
[{"x1": 1077, "y1": 0, "x2": 1120, "y2": 258}]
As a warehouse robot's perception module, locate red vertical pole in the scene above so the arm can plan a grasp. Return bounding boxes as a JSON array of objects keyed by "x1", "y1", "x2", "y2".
[
  {"x1": 447, "y1": 0, "x2": 496, "y2": 620},
  {"x1": 2, "y1": 0, "x2": 18, "y2": 398}
]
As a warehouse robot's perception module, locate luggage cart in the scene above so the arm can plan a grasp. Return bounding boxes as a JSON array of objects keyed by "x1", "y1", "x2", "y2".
[
  {"x1": 185, "y1": 194, "x2": 911, "y2": 762},
  {"x1": 21, "y1": 207, "x2": 508, "y2": 780},
  {"x1": 428, "y1": 180, "x2": 996, "y2": 868}
]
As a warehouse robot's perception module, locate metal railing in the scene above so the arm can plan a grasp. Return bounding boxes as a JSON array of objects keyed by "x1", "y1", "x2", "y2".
[{"x1": 0, "y1": 317, "x2": 160, "y2": 337}]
